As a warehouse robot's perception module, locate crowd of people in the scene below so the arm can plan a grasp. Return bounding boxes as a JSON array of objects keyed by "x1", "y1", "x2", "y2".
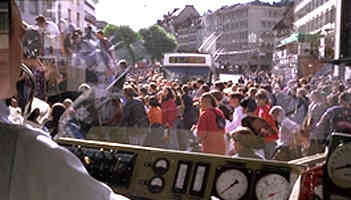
[{"x1": 8, "y1": 12, "x2": 351, "y2": 163}]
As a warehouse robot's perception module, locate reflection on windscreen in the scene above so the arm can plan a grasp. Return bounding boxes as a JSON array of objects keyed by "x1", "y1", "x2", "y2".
[{"x1": 13, "y1": 0, "x2": 351, "y2": 162}]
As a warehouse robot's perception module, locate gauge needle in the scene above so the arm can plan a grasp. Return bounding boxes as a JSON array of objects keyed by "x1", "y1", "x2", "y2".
[
  {"x1": 220, "y1": 180, "x2": 239, "y2": 194},
  {"x1": 335, "y1": 164, "x2": 351, "y2": 170},
  {"x1": 268, "y1": 192, "x2": 279, "y2": 198}
]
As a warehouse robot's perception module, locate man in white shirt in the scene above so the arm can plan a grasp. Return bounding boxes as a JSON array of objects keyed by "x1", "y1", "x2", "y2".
[
  {"x1": 226, "y1": 92, "x2": 245, "y2": 133},
  {"x1": 35, "y1": 15, "x2": 60, "y2": 57},
  {"x1": 269, "y1": 106, "x2": 302, "y2": 161}
]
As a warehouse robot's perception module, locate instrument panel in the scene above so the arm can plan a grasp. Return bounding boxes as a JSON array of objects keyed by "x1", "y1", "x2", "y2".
[
  {"x1": 58, "y1": 138, "x2": 302, "y2": 200},
  {"x1": 324, "y1": 133, "x2": 351, "y2": 199}
]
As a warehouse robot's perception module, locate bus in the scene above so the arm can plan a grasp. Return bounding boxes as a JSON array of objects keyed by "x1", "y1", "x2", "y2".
[{"x1": 161, "y1": 53, "x2": 215, "y2": 83}]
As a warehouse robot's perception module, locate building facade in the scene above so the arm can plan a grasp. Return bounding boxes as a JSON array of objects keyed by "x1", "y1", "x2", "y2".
[
  {"x1": 213, "y1": 1, "x2": 285, "y2": 71},
  {"x1": 274, "y1": 0, "x2": 337, "y2": 78},
  {"x1": 83, "y1": 0, "x2": 97, "y2": 31}
]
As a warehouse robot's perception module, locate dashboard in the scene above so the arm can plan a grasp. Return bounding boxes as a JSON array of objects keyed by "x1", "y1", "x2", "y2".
[{"x1": 58, "y1": 138, "x2": 303, "y2": 200}]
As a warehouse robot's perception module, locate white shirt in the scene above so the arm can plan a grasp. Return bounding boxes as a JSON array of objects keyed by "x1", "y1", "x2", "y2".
[
  {"x1": 0, "y1": 100, "x2": 129, "y2": 200},
  {"x1": 36, "y1": 21, "x2": 60, "y2": 52},
  {"x1": 226, "y1": 106, "x2": 245, "y2": 133},
  {"x1": 278, "y1": 117, "x2": 300, "y2": 146}
]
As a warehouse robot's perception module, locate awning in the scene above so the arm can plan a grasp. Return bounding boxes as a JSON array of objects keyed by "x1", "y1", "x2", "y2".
[
  {"x1": 277, "y1": 32, "x2": 314, "y2": 47},
  {"x1": 327, "y1": 57, "x2": 351, "y2": 65}
]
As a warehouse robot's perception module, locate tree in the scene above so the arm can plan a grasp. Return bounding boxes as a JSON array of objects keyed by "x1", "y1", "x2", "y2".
[
  {"x1": 103, "y1": 24, "x2": 140, "y2": 65},
  {"x1": 139, "y1": 25, "x2": 177, "y2": 61}
]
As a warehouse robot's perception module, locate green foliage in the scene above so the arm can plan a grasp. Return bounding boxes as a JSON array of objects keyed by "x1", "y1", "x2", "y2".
[
  {"x1": 103, "y1": 25, "x2": 140, "y2": 64},
  {"x1": 139, "y1": 25, "x2": 177, "y2": 61},
  {"x1": 103, "y1": 25, "x2": 140, "y2": 46}
]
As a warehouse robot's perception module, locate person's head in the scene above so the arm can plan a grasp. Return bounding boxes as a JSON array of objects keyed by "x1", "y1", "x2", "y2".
[
  {"x1": 247, "y1": 87, "x2": 257, "y2": 97},
  {"x1": 338, "y1": 92, "x2": 351, "y2": 108},
  {"x1": 229, "y1": 92, "x2": 244, "y2": 108},
  {"x1": 297, "y1": 88, "x2": 307, "y2": 98},
  {"x1": 269, "y1": 106, "x2": 285, "y2": 123},
  {"x1": 96, "y1": 30, "x2": 104, "y2": 39},
  {"x1": 78, "y1": 83, "x2": 91, "y2": 93},
  {"x1": 214, "y1": 81, "x2": 225, "y2": 92},
  {"x1": 149, "y1": 82, "x2": 157, "y2": 93},
  {"x1": 255, "y1": 89, "x2": 269, "y2": 107},
  {"x1": 149, "y1": 96, "x2": 160, "y2": 108},
  {"x1": 199, "y1": 84, "x2": 210, "y2": 94},
  {"x1": 27, "y1": 108, "x2": 40, "y2": 123},
  {"x1": 210, "y1": 90, "x2": 223, "y2": 103},
  {"x1": 35, "y1": 15, "x2": 46, "y2": 28},
  {"x1": 200, "y1": 92, "x2": 217, "y2": 110},
  {"x1": 72, "y1": 29, "x2": 83, "y2": 44},
  {"x1": 51, "y1": 103, "x2": 66, "y2": 122},
  {"x1": 240, "y1": 97, "x2": 257, "y2": 114},
  {"x1": 182, "y1": 85, "x2": 190, "y2": 95},
  {"x1": 310, "y1": 90, "x2": 324, "y2": 103},
  {"x1": 231, "y1": 127, "x2": 264, "y2": 151},
  {"x1": 118, "y1": 59, "x2": 128, "y2": 69},
  {"x1": 63, "y1": 98, "x2": 73, "y2": 108},
  {"x1": 123, "y1": 85, "x2": 137, "y2": 99}
]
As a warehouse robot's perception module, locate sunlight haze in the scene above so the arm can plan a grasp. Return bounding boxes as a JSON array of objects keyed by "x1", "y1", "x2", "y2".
[{"x1": 96, "y1": 0, "x2": 278, "y2": 31}]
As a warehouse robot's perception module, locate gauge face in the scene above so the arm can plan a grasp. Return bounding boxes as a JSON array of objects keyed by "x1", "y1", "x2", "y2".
[
  {"x1": 255, "y1": 174, "x2": 290, "y2": 200},
  {"x1": 329, "y1": 194, "x2": 351, "y2": 200},
  {"x1": 148, "y1": 176, "x2": 165, "y2": 193},
  {"x1": 153, "y1": 158, "x2": 169, "y2": 175},
  {"x1": 327, "y1": 143, "x2": 351, "y2": 189},
  {"x1": 215, "y1": 169, "x2": 249, "y2": 200}
]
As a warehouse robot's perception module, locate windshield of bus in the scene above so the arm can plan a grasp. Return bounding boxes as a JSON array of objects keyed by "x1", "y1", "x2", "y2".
[{"x1": 161, "y1": 66, "x2": 211, "y2": 83}]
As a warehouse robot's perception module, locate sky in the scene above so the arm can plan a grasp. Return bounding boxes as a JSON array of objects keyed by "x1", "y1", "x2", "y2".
[{"x1": 96, "y1": 0, "x2": 278, "y2": 31}]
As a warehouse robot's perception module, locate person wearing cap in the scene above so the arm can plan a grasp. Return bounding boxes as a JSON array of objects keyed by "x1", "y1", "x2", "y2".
[
  {"x1": 1, "y1": 2, "x2": 129, "y2": 200},
  {"x1": 231, "y1": 127, "x2": 265, "y2": 159}
]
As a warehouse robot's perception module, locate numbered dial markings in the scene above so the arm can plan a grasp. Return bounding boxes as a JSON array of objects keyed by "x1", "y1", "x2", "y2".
[
  {"x1": 215, "y1": 169, "x2": 249, "y2": 200},
  {"x1": 327, "y1": 143, "x2": 351, "y2": 189},
  {"x1": 255, "y1": 174, "x2": 290, "y2": 200}
]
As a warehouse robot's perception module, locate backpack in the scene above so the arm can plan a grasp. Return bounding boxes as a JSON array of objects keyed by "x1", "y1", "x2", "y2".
[{"x1": 213, "y1": 109, "x2": 226, "y2": 129}]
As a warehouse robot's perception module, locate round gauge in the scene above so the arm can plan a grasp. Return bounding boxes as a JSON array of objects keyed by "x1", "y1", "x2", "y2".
[
  {"x1": 148, "y1": 176, "x2": 165, "y2": 193},
  {"x1": 215, "y1": 169, "x2": 249, "y2": 200},
  {"x1": 327, "y1": 143, "x2": 351, "y2": 189},
  {"x1": 255, "y1": 174, "x2": 290, "y2": 200},
  {"x1": 329, "y1": 194, "x2": 351, "y2": 200},
  {"x1": 153, "y1": 158, "x2": 169, "y2": 175}
]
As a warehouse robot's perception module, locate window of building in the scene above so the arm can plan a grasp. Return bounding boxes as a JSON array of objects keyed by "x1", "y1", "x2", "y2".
[
  {"x1": 77, "y1": 12, "x2": 80, "y2": 27},
  {"x1": 58, "y1": 3, "x2": 62, "y2": 21},
  {"x1": 31, "y1": 0, "x2": 39, "y2": 15},
  {"x1": 18, "y1": 0, "x2": 25, "y2": 12},
  {"x1": 68, "y1": 8, "x2": 72, "y2": 23}
]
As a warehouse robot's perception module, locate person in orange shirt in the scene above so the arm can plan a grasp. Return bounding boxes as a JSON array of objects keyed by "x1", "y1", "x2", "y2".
[
  {"x1": 145, "y1": 96, "x2": 167, "y2": 148},
  {"x1": 148, "y1": 96, "x2": 162, "y2": 126},
  {"x1": 196, "y1": 93, "x2": 226, "y2": 155}
]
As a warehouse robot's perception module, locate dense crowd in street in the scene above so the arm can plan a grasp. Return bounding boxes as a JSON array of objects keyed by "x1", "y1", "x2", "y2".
[{"x1": 8, "y1": 13, "x2": 351, "y2": 163}]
